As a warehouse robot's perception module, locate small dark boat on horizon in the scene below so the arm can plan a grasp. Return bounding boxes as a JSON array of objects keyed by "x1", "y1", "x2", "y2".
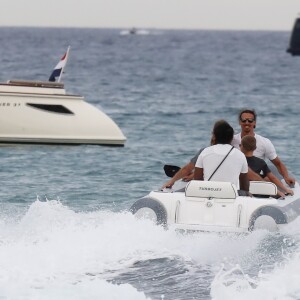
[{"x1": 287, "y1": 15, "x2": 300, "y2": 56}]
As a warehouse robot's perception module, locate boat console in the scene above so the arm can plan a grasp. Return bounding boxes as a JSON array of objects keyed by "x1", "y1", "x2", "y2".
[{"x1": 185, "y1": 180, "x2": 237, "y2": 199}]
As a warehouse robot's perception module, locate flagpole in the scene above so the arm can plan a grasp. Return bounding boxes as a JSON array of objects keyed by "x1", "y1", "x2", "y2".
[{"x1": 57, "y1": 46, "x2": 70, "y2": 83}]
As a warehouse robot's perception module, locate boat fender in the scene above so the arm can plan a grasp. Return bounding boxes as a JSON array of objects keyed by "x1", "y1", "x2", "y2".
[
  {"x1": 248, "y1": 206, "x2": 287, "y2": 231},
  {"x1": 130, "y1": 197, "x2": 167, "y2": 227}
]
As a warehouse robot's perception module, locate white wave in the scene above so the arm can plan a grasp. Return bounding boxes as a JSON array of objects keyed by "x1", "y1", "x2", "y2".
[
  {"x1": 279, "y1": 215, "x2": 300, "y2": 239},
  {"x1": 0, "y1": 200, "x2": 298, "y2": 299},
  {"x1": 0, "y1": 200, "x2": 176, "y2": 299},
  {"x1": 209, "y1": 218, "x2": 300, "y2": 300},
  {"x1": 210, "y1": 250, "x2": 300, "y2": 300},
  {"x1": 0, "y1": 277, "x2": 149, "y2": 300}
]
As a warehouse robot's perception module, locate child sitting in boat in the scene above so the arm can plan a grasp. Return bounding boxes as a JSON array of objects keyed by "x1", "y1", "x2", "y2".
[{"x1": 240, "y1": 135, "x2": 293, "y2": 198}]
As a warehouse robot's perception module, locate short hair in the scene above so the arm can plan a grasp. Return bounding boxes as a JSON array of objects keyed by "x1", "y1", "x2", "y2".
[
  {"x1": 241, "y1": 135, "x2": 256, "y2": 151},
  {"x1": 238, "y1": 108, "x2": 257, "y2": 121},
  {"x1": 213, "y1": 120, "x2": 234, "y2": 144}
]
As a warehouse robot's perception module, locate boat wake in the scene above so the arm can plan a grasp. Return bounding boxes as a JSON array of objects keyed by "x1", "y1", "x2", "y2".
[
  {"x1": 211, "y1": 248, "x2": 300, "y2": 300},
  {"x1": 0, "y1": 200, "x2": 300, "y2": 299}
]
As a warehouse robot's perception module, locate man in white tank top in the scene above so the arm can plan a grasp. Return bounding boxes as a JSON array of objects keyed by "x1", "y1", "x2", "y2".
[{"x1": 231, "y1": 109, "x2": 295, "y2": 187}]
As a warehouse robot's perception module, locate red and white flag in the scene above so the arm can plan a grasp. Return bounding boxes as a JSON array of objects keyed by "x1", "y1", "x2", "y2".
[{"x1": 49, "y1": 46, "x2": 70, "y2": 82}]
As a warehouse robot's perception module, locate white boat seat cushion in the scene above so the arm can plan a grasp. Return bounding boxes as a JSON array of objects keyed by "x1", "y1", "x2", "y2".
[
  {"x1": 185, "y1": 180, "x2": 238, "y2": 199},
  {"x1": 249, "y1": 181, "x2": 277, "y2": 196}
]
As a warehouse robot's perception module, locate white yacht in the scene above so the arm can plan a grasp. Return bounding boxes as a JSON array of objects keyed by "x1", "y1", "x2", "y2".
[{"x1": 0, "y1": 79, "x2": 126, "y2": 146}]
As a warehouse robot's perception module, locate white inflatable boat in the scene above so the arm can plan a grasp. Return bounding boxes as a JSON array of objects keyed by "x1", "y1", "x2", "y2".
[{"x1": 130, "y1": 174, "x2": 300, "y2": 233}]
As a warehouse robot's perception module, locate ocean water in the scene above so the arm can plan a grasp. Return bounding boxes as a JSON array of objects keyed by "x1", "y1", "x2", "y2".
[{"x1": 0, "y1": 27, "x2": 299, "y2": 299}]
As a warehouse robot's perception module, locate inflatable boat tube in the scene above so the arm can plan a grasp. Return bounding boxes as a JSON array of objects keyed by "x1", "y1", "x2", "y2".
[
  {"x1": 130, "y1": 197, "x2": 167, "y2": 226},
  {"x1": 249, "y1": 206, "x2": 287, "y2": 231}
]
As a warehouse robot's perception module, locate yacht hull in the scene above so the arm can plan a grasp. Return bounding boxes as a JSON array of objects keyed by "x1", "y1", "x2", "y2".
[{"x1": 0, "y1": 80, "x2": 126, "y2": 146}]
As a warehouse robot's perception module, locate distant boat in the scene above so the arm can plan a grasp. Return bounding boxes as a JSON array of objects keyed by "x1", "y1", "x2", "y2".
[
  {"x1": 129, "y1": 27, "x2": 137, "y2": 35},
  {"x1": 287, "y1": 15, "x2": 300, "y2": 56},
  {"x1": 119, "y1": 28, "x2": 150, "y2": 36}
]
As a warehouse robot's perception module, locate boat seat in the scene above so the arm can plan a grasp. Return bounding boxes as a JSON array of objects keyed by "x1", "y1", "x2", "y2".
[
  {"x1": 185, "y1": 180, "x2": 238, "y2": 200},
  {"x1": 249, "y1": 181, "x2": 277, "y2": 197}
]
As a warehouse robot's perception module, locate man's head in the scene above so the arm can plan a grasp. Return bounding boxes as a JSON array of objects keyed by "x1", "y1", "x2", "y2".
[
  {"x1": 240, "y1": 135, "x2": 256, "y2": 154},
  {"x1": 238, "y1": 108, "x2": 257, "y2": 135},
  {"x1": 212, "y1": 120, "x2": 234, "y2": 144}
]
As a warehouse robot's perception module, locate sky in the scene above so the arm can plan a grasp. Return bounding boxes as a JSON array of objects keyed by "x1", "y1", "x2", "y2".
[{"x1": 0, "y1": 0, "x2": 299, "y2": 31}]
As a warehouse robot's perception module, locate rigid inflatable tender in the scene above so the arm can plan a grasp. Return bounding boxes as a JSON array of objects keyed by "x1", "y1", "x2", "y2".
[{"x1": 130, "y1": 180, "x2": 300, "y2": 232}]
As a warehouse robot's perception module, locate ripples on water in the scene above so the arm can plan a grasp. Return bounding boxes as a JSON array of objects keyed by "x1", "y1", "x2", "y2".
[{"x1": 0, "y1": 27, "x2": 299, "y2": 299}]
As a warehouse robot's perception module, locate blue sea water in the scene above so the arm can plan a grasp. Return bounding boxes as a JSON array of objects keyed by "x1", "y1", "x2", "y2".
[{"x1": 0, "y1": 27, "x2": 299, "y2": 299}]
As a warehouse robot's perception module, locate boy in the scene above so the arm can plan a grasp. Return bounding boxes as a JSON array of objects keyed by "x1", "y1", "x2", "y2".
[{"x1": 240, "y1": 135, "x2": 293, "y2": 198}]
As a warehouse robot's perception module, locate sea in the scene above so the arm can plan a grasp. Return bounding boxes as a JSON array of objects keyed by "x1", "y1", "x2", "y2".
[{"x1": 0, "y1": 27, "x2": 299, "y2": 299}]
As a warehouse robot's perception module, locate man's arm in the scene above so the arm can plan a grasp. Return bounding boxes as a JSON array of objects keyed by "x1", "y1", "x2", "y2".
[
  {"x1": 266, "y1": 172, "x2": 294, "y2": 195},
  {"x1": 248, "y1": 167, "x2": 264, "y2": 181},
  {"x1": 239, "y1": 173, "x2": 249, "y2": 192},
  {"x1": 271, "y1": 156, "x2": 295, "y2": 186},
  {"x1": 161, "y1": 162, "x2": 194, "y2": 189},
  {"x1": 194, "y1": 167, "x2": 204, "y2": 180}
]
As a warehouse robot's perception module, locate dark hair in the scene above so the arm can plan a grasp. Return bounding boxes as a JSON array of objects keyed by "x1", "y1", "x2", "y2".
[
  {"x1": 241, "y1": 135, "x2": 256, "y2": 151},
  {"x1": 213, "y1": 120, "x2": 234, "y2": 144},
  {"x1": 238, "y1": 108, "x2": 257, "y2": 121}
]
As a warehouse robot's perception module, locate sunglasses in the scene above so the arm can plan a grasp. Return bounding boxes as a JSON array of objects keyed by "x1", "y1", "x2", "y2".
[{"x1": 240, "y1": 118, "x2": 255, "y2": 123}]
